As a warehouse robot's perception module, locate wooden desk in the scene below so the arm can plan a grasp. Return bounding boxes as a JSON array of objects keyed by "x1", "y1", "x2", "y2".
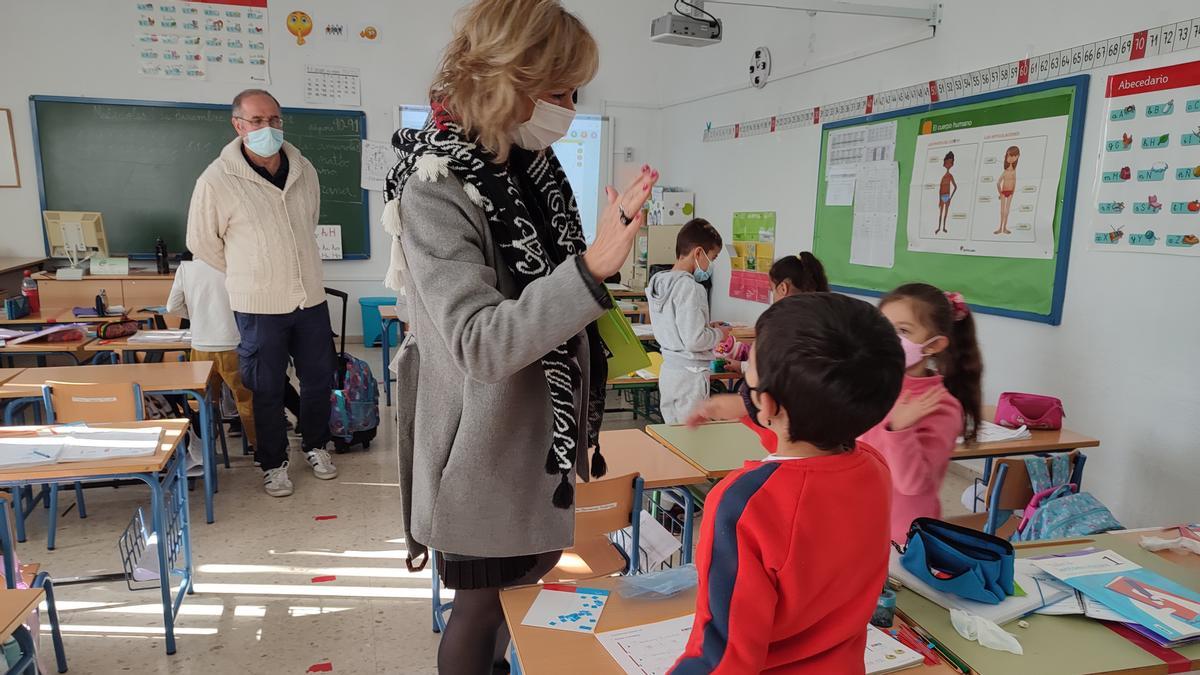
[
  {"x1": 0, "y1": 587, "x2": 45, "y2": 670},
  {"x1": 599, "y1": 429, "x2": 707, "y2": 490},
  {"x1": 0, "y1": 307, "x2": 154, "y2": 326},
  {"x1": 84, "y1": 335, "x2": 193, "y2": 362},
  {"x1": 0, "y1": 369, "x2": 24, "y2": 387},
  {"x1": 608, "y1": 371, "x2": 739, "y2": 388},
  {"x1": 647, "y1": 414, "x2": 1099, "y2": 480},
  {"x1": 898, "y1": 532, "x2": 1200, "y2": 675},
  {"x1": 501, "y1": 577, "x2": 696, "y2": 675},
  {"x1": 0, "y1": 336, "x2": 95, "y2": 366},
  {"x1": 0, "y1": 420, "x2": 193, "y2": 655},
  {"x1": 620, "y1": 301, "x2": 649, "y2": 322},
  {"x1": 609, "y1": 288, "x2": 646, "y2": 300},
  {"x1": 2, "y1": 361, "x2": 219, "y2": 525},
  {"x1": 502, "y1": 578, "x2": 957, "y2": 674}
]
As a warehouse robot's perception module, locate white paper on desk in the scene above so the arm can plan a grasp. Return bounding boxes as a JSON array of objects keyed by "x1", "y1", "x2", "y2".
[
  {"x1": 632, "y1": 324, "x2": 655, "y2": 338},
  {"x1": 0, "y1": 437, "x2": 65, "y2": 468},
  {"x1": 596, "y1": 614, "x2": 693, "y2": 675},
  {"x1": 620, "y1": 511, "x2": 683, "y2": 570},
  {"x1": 127, "y1": 330, "x2": 191, "y2": 344},
  {"x1": 864, "y1": 624, "x2": 924, "y2": 674},
  {"x1": 56, "y1": 427, "x2": 162, "y2": 462},
  {"x1": 360, "y1": 139, "x2": 394, "y2": 192},
  {"x1": 521, "y1": 585, "x2": 609, "y2": 633},
  {"x1": 961, "y1": 420, "x2": 1033, "y2": 445}
]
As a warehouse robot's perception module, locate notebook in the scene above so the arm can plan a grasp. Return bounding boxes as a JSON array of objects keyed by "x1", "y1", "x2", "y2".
[{"x1": 864, "y1": 625, "x2": 925, "y2": 674}]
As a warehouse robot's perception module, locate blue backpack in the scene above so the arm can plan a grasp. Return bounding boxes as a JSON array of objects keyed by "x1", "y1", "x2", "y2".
[
  {"x1": 1012, "y1": 453, "x2": 1122, "y2": 541},
  {"x1": 330, "y1": 352, "x2": 380, "y2": 452}
]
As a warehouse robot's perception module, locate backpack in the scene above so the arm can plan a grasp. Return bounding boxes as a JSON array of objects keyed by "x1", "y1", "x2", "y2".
[
  {"x1": 329, "y1": 352, "x2": 380, "y2": 452},
  {"x1": 1012, "y1": 453, "x2": 1122, "y2": 541}
]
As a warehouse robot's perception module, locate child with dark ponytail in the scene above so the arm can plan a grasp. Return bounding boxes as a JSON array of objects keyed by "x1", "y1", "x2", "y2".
[
  {"x1": 860, "y1": 283, "x2": 983, "y2": 541},
  {"x1": 717, "y1": 252, "x2": 830, "y2": 372}
]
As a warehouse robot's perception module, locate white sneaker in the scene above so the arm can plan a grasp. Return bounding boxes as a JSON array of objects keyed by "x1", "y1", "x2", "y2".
[
  {"x1": 305, "y1": 448, "x2": 338, "y2": 480},
  {"x1": 263, "y1": 461, "x2": 294, "y2": 497}
]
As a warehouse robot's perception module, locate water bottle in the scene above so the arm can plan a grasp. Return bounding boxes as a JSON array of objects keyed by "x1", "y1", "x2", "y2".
[
  {"x1": 20, "y1": 270, "x2": 40, "y2": 313},
  {"x1": 155, "y1": 238, "x2": 170, "y2": 274}
]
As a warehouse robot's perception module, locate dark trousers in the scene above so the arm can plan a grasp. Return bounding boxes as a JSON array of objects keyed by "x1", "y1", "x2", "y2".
[{"x1": 235, "y1": 303, "x2": 335, "y2": 470}]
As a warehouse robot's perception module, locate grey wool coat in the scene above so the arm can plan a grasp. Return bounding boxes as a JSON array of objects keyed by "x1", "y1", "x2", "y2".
[{"x1": 390, "y1": 170, "x2": 606, "y2": 562}]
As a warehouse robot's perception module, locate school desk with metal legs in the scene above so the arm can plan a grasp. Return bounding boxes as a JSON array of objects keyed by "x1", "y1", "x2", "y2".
[
  {"x1": 84, "y1": 336, "x2": 193, "y2": 364},
  {"x1": 0, "y1": 338, "x2": 96, "y2": 368},
  {"x1": 0, "y1": 420, "x2": 193, "y2": 655},
  {"x1": 646, "y1": 416, "x2": 1101, "y2": 481},
  {"x1": 379, "y1": 305, "x2": 404, "y2": 407},
  {"x1": 0, "y1": 361, "x2": 219, "y2": 527},
  {"x1": 0, "y1": 589, "x2": 46, "y2": 675}
]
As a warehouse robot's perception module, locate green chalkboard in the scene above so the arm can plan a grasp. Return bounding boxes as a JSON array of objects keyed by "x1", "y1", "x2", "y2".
[
  {"x1": 812, "y1": 77, "x2": 1088, "y2": 324},
  {"x1": 31, "y1": 96, "x2": 368, "y2": 259}
]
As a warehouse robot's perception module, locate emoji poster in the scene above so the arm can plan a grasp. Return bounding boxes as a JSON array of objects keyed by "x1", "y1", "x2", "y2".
[
  {"x1": 1091, "y1": 59, "x2": 1200, "y2": 256},
  {"x1": 134, "y1": 0, "x2": 269, "y2": 84},
  {"x1": 906, "y1": 98, "x2": 1067, "y2": 259}
]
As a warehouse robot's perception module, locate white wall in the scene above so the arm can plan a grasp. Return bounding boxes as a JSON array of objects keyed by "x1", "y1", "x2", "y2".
[
  {"x1": 656, "y1": 1, "x2": 1200, "y2": 527},
  {"x1": 0, "y1": 0, "x2": 665, "y2": 335}
]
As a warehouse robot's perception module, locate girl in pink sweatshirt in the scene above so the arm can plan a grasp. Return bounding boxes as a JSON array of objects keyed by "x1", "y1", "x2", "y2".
[{"x1": 861, "y1": 283, "x2": 983, "y2": 542}]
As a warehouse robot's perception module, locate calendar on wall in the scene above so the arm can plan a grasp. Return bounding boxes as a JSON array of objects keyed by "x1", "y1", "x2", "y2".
[{"x1": 304, "y1": 64, "x2": 361, "y2": 106}]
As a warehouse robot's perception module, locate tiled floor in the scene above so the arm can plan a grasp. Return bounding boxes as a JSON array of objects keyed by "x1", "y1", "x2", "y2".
[{"x1": 17, "y1": 346, "x2": 978, "y2": 674}]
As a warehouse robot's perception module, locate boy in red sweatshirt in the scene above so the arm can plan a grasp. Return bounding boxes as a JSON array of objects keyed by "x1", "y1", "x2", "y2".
[{"x1": 671, "y1": 293, "x2": 905, "y2": 674}]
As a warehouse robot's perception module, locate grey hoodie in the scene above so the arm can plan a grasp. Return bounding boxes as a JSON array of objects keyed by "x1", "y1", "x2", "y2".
[{"x1": 647, "y1": 270, "x2": 723, "y2": 367}]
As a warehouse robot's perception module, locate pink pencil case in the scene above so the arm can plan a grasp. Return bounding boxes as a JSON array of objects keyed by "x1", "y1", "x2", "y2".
[{"x1": 994, "y1": 392, "x2": 1064, "y2": 430}]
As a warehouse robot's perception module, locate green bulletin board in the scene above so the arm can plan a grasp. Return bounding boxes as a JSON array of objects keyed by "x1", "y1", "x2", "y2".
[{"x1": 812, "y1": 77, "x2": 1090, "y2": 324}]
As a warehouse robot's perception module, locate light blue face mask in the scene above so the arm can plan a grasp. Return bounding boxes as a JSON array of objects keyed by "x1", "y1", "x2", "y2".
[
  {"x1": 693, "y1": 249, "x2": 714, "y2": 283},
  {"x1": 244, "y1": 126, "x2": 285, "y2": 157}
]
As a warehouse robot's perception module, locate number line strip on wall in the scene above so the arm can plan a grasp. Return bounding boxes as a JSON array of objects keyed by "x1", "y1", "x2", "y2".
[{"x1": 703, "y1": 16, "x2": 1200, "y2": 142}]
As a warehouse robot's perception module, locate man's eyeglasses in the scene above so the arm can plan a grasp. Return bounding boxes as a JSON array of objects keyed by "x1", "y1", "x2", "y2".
[{"x1": 234, "y1": 115, "x2": 284, "y2": 129}]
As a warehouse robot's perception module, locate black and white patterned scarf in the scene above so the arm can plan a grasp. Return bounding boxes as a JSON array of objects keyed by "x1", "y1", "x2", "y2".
[{"x1": 384, "y1": 108, "x2": 607, "y2": 509}]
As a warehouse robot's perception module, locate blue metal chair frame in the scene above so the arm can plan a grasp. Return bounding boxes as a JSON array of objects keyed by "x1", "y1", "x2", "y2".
[
  {"x1": 978, "y1": 452, "x2": 1088, "y2": 535},
  {"x1": 0, "y1": 499, "x2": 67, "y2": 673},
  {"x1": 379, "y1": 314, "x2": 405, "y2": 408}
]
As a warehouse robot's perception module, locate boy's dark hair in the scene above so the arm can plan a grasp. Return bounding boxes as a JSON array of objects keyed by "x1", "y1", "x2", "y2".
[
  {"x1": 768, "y1": 252, "x2": 829, "y2": 293},
  {"x1": 881, "y1": 283, "x2": 983, "y2": 443},
  {"x1": 675, "y1": 218, "x2": 723, "y2": 257},
  {"x1": 755, "y1": 293, "x2": 904, "y2": 451}
]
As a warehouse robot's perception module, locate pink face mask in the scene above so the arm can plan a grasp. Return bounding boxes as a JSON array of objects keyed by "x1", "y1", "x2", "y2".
[{"x1": 899, "y1": 335, "x2": 935, "y2": 368}]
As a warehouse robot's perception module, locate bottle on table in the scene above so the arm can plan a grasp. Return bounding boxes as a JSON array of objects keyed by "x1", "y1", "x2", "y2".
[
  {"x1": 155, "y1": 238, "x2": 170, "y2": 275},
  {"x1": 20, "y1": 270, "x2": 40, "y2": 313}
]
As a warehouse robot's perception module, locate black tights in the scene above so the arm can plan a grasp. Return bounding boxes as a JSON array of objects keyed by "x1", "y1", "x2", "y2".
[{"x1": 437, "y1": 551, "x2": 563, "y2": 675}]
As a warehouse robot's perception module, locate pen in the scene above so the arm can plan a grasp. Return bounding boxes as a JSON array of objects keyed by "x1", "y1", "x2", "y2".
[
  {"x1": 906, "y1": 623, "x2": 970, "y2": 673},
  {"x1": 894, "y1": 626, "x2": 942, "y2": 665}
]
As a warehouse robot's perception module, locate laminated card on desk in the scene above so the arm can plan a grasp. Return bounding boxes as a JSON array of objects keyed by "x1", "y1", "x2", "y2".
[
  {"x1": 521, "y1": 584, "x2": 609, "y2": 634},
  {"x1": 596, "y1": 614, "x2": 693, "y2": 675},
  {"x1": 0, "y1": 437, "x2": 65, "y2": 469}
]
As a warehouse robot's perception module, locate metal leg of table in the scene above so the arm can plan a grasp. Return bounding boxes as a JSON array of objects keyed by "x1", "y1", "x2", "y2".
[
  {"x1": 139, "y1": 450, "x2": 193, "y2": 655},
  {"x1": 169, "y1": 389, "x2": 215, "y2": 524},
  {"x1": 679, "y1": 488, "x2": 696, "y2": 565}
]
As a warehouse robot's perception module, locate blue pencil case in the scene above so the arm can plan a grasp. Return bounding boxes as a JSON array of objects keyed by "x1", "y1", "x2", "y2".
[{"x1": 897, "y1": 518, "x2": 1015, "y2": 604}]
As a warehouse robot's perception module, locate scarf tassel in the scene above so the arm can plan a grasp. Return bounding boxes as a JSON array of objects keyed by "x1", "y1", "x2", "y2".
[
  {"x1": 590, "y1": 445, "x2": 607, "y2": 478},
  {"x1": 552, "y1": 472, "x2": 574, "y2": 509}
]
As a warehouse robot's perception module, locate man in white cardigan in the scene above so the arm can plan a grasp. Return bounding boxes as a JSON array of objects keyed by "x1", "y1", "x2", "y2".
[{"x1": 186, "y1": 89, "x2": 338, "y2": 498}]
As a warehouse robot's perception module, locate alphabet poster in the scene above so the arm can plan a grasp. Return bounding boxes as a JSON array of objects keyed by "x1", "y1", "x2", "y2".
[
  {"x1": 906, "y1": 99, "x2": 1068, "y2": 259},
  {"x1": 133, "y1": 0, "x2": 270, "y2": 83},
  {"x1": 1090, "y1": 59, "x2": 1200, "y2": 256}
]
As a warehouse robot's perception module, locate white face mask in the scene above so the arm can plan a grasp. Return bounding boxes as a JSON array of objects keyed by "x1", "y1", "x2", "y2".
[{"x1": 511, "y1": 98, "x2": 575, "y2": 151}]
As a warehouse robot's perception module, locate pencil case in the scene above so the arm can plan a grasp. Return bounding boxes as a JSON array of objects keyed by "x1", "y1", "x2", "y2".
[
  {"x1": 896, "y1": 518, "x2": 1014, "y2": 605},
  {"x1": 97, "y1": 319, "x2": 139, "y2": 340}
]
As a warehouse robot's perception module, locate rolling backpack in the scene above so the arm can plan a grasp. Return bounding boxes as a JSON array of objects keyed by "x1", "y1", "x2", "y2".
[
  {"x1": 326, "y1": 288, "x2": 380, "y2": 452},
  {"x1": 1012, "y1": 453, "x2": 1122, "y2": 541}
]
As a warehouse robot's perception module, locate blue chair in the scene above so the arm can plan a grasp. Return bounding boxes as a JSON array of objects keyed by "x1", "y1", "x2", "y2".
[
  {"x1": 950, "y1": 451, "x2": 1087, "y2": 537},
  {"x1": 0, "y1": 495, "x2": 67, "y2": 673},
  {"x1": 40, "y1": 382, "x2": 145, "y2": 551},
  {"x1": 429, "y1": 474, "x2": 644, "y2": 633}
]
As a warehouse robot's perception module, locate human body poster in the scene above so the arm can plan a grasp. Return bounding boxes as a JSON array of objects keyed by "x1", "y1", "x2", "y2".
[
  {"x1": 1090, "y1": 59, "x2": 1200, "y2": 256},
  {"x1": 906, "y1": 99, "x2": 1068, "y2": 259}
]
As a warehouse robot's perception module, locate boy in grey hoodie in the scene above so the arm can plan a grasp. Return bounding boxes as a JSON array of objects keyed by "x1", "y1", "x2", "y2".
[{"x1": 648, "y1": 218, "x2": 732, "y2": 424}]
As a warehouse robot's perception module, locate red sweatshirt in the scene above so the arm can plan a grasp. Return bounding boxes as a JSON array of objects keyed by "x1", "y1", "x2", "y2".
[
  {"x1": 670, "y1": 443, "x2": 892, "y2": 674},
  {"x1": 859, "y1": 374, "x2": 963, "y2": 542}
]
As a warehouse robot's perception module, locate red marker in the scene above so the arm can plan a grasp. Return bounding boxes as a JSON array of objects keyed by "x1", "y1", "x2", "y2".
[
  {"x1": 311, "y1": 575, "x2": 336, "y2": 583},
  {"x1": 314, "y1": 515, "x2": 337, "y2": 521},
  {"x1": 307, "y1": 662, "x2": 333, "y2": 673}
]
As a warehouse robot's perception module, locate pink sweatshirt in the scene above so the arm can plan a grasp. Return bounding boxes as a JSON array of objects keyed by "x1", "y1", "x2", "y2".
[{"x1": 860, "y1": 374, "x2": 963, "y2": 542}]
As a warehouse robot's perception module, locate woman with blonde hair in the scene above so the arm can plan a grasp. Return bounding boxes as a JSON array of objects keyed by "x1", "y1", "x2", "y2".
[{"x1": 382, "y1": 0, "x2": 657, "y2": 671}]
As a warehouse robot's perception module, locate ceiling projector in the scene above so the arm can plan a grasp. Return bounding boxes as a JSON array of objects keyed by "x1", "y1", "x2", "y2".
[{"x1": 650, "y1": 11, "x2": 722, "y2": 47}]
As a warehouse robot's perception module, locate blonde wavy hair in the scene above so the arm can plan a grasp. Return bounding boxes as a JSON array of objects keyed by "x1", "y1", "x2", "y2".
[{"x1": 431, "y1": 0, "x2": 599, "y2": 162}]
